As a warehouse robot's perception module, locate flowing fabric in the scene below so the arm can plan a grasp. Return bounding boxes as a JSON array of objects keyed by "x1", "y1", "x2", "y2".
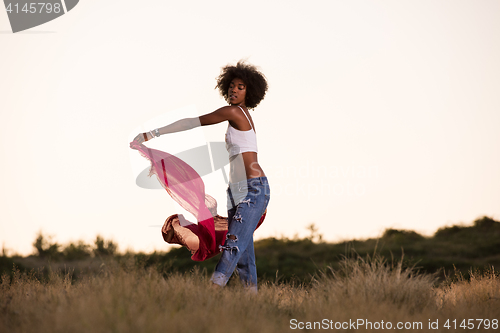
[{"x1": 130, "y1": 141, "x2": 265, "y2": 261}]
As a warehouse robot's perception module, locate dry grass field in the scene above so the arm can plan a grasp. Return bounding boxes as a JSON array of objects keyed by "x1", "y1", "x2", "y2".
[{"x1": 1, "y1": 255, "x2": 499, "y2": 332}]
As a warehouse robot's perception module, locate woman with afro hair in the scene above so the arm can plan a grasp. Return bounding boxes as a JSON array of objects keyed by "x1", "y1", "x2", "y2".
[{"x1": 132, "y1": 61, "x2": 270, "y2": 291}]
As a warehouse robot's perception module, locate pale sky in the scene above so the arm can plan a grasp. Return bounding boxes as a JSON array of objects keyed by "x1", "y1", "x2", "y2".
[{"x1": 1, "y1": 0, "x2": 499, "y2": 256}]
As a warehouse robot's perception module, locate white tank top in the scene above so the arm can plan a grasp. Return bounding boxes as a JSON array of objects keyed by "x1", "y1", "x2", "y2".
[{"x1": 225, "y1": 106, "x2": 258, "y2": 158}]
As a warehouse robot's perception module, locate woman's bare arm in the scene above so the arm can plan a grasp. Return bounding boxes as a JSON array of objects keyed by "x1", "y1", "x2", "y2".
[
  {"x1": 158, "y1": 106, "x2": 236, "y2": 134},
  {"x1": 132, "y1": 106, "x2": 237, "y2": 144},
  {"x1": 199, "y1": 106, "x2": 236, "y2": 126}
]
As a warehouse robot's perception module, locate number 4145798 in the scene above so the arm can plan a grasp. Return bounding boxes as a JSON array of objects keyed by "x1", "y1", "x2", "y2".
[
  {"x1": 444, "y1": 319, "x2": 498, "y2": 330},
  {"x1": 5, "y1": 3, "x2": 62, "y2": 14}
]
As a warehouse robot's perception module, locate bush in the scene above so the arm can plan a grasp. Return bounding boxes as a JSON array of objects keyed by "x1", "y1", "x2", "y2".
[
  {"x1": 33, "y1": 232, "x2": 61, "y2": 260},
  {"x1": 32, "y1": 233, "x2": 117, "y2": 261},
  {"x1": 93, "y1": 235, "x2": 117, "y2": 256},
  {"x1": 63, "y1": 241, "x2": 92, "y2": 261}
]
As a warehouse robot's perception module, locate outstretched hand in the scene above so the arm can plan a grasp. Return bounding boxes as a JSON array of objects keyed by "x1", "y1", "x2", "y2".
[{"x1": 130, "y1": 132, "x2": 150, "y2": 149}]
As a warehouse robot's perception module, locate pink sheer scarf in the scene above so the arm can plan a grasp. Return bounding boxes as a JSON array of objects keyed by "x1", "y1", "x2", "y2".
[{"x1": 130, "y1": 141, "x2": 265, "y2": 261}]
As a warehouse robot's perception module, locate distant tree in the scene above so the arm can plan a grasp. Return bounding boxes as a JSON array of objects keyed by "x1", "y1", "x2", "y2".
[
  {"x1": 473, "y1": 216, "x2": 498, "y2": 229},
  {"x1": 306, "y1": 223, "x2": 323, "y2": 243},
  {"x1": 93, "y1": 235, "x2": 117, "y2": 256},
  {"x1": 33, "y1": 232, "x2": 61, "y2": 260},
  {"x1": 63, "y1": 241, "x2": 92, "y2": 261},
  {"x1": 382, "y1": 229, "x2": 425, "y2": 242}
]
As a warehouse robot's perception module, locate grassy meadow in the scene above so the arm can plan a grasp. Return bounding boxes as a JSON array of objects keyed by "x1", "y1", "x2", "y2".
[{"x1": 1, "y1": 216, "x2": 499, "y2": 332}]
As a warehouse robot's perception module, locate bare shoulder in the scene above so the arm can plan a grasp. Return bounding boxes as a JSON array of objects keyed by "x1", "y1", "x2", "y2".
[
  {"x1": 199, "y1": 105, "x2": 240, "y2": 126},
  {"x1": 216, "y1": 105, "x2": 242, "y2": 115}
]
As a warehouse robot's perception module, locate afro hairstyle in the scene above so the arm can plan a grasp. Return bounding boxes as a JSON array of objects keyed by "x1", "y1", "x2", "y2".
[{"x1": 215, "y1": 61, "x2": 268, "y2": 109}]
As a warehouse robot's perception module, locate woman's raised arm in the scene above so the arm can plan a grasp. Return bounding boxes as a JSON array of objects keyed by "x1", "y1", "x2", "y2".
[
  {"x1": 132, "y1": 106, "x2": 236, "y2": 144},
  {"x1": 198, "y1": 106, "x2": 236, "y2": 126}
]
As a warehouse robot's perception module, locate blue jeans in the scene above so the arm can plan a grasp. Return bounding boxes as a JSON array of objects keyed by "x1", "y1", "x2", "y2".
[{"x1": 211, "y1": 177, "x2": 270, "y2": 290}]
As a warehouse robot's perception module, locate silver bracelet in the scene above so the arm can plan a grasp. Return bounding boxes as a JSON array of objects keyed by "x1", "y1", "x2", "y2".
[{"x1": 154, "y1": 128, "x2": 160, "y2": 137}]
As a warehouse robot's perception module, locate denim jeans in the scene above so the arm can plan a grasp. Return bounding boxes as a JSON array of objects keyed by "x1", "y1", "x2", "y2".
[{"x1": 211, "y1": 177, "x2": 270, "y2": 291}]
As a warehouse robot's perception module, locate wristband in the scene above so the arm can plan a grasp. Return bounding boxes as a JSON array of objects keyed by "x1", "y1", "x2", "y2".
[{"x1": 154, "y1": 128, "x2": 160, "y2": 137}]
